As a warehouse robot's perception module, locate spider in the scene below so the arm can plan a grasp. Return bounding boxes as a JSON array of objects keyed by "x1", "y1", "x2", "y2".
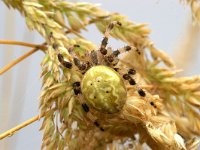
[{"x1": 54, "y1": 21, "x2": 147, "y2": 131}]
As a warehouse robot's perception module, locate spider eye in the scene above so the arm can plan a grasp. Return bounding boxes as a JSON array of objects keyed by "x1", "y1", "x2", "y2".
[{"x1": 81, "y1": 66, "x2": 127, "y2": 114}]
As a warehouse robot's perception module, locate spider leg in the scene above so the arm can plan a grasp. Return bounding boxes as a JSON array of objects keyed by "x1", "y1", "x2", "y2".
[
  {"x1": 90, "y1": 50, "x2": 98, "y2": 65},
  {"x1": 57, "y1": 53, "x2": 72, "y2": 69},
  {"x1": 126, "y1": 68, "x2": 146, "y2": 97},
  {"x1": 100, "y1": 37, "x2": 108, "y2": 55},
  {"x1": 122, "y1": 69, "x2": 146, "y2": 97},
  {"x1": 73, "y1": 57, "x2": 91, "y2": 73},
  {"x1": 115, "y1": 66, "x2": 146, "y2": 98},
  {"x1": 123, "y1": 69, "x2": 157, "y2": 108},
  {"x1": 52, "y1": 33, "x2": 92, "y2": 72},
  {"x1": 55, "y1": 44, "x2": 92, "y2": 73},
  {"x1": 68, "y1": 44, "x2": 93, "y2": 73},
  {"x1": 105, "y1": 45, "x2": 134, "y2": 67},
  {"x1": 99, "y1": 21, "x2": 122, "y2": 56},
  {"x1": 73, "y1": 82, "x2": 105, "y2": 131},
  {"x1": 51, "y1": 42, "x2": 73, "y2": 69},
  {"x1": 123, "y1": 71, "x2": 156, "y2": 108}
]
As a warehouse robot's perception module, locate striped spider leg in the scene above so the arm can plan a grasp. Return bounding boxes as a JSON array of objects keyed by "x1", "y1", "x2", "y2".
[
  {"x1": 122, "y1": 68, "x2": 146, "y2": 97},
  {"x1": 104, "y1": 45, "x2": 133, "y2": 67},
  {"x1": 73, "y1": 81, "x2": 105, "y2": 131},
  {"x1": 99, "y1": 21, "x2": 122, "y2": 56},
  {"x1": 118, "y1": 64, "x2": 157, "y2": 108}
]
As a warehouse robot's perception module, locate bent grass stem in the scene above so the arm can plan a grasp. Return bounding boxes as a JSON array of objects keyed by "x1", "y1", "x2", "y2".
[
  {"x1": 0, "y1": 48, "x2": 39, "y2": 75},
  {"x1": 0, "y1": 115, "x2": 40, "y2": 140},
  {"x1": 0, "y1": 40, "x2": 46, "y2": 50}
]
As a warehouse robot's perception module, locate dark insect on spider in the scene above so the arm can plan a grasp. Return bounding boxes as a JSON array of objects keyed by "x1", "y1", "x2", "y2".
[{"x1": 55, "y1": 21, "x2": 147, "y2": 131}]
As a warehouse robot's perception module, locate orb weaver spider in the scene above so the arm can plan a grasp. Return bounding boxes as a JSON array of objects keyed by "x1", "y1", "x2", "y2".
[{"x1": 54, "y1": 21, "x2": 147, "y2": 131}]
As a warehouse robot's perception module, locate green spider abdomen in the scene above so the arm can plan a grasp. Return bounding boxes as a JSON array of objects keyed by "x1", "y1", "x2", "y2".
[{"x1": 81, "y1": 65, "x2": 127, "y2": 114}]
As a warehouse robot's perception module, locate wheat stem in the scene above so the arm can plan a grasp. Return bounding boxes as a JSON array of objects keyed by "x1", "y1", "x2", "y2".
[
  {"x1": 0, "y1": 47, "x2": 39, "y2": 75},
  {"x1": 0, "y1": 108, "x2": 55, "y2": 140},
  {"x1": 0, "y1": 40, "x2": 46, "y2": 50},
  {"x1": 0, "y1": 115, "x2": 40, "y2": 140}
]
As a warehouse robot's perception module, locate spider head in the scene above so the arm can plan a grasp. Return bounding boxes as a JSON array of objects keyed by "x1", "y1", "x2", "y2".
[{"x1": 81, "y1": 65, "x2": 127, "y2": 114}]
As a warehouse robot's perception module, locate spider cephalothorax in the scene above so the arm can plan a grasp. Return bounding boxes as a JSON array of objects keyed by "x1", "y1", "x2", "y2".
[{"x1": 55, "y1": 21, "x2": 147, "y2": 131}]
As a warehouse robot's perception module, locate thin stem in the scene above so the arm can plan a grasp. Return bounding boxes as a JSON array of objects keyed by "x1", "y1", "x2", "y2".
[
  {"x1": 0, "y1": 47, "x2": 39, "y2": 75},
  {"x1": 0, "y1": 108, "x2": 55, "y2": 140},
  {"x1": 0, "y1": 40, "x2": 46, "y2": 50},
  {"x1": 0, "y1": 115, "x2": 40, "y2": 140}
]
